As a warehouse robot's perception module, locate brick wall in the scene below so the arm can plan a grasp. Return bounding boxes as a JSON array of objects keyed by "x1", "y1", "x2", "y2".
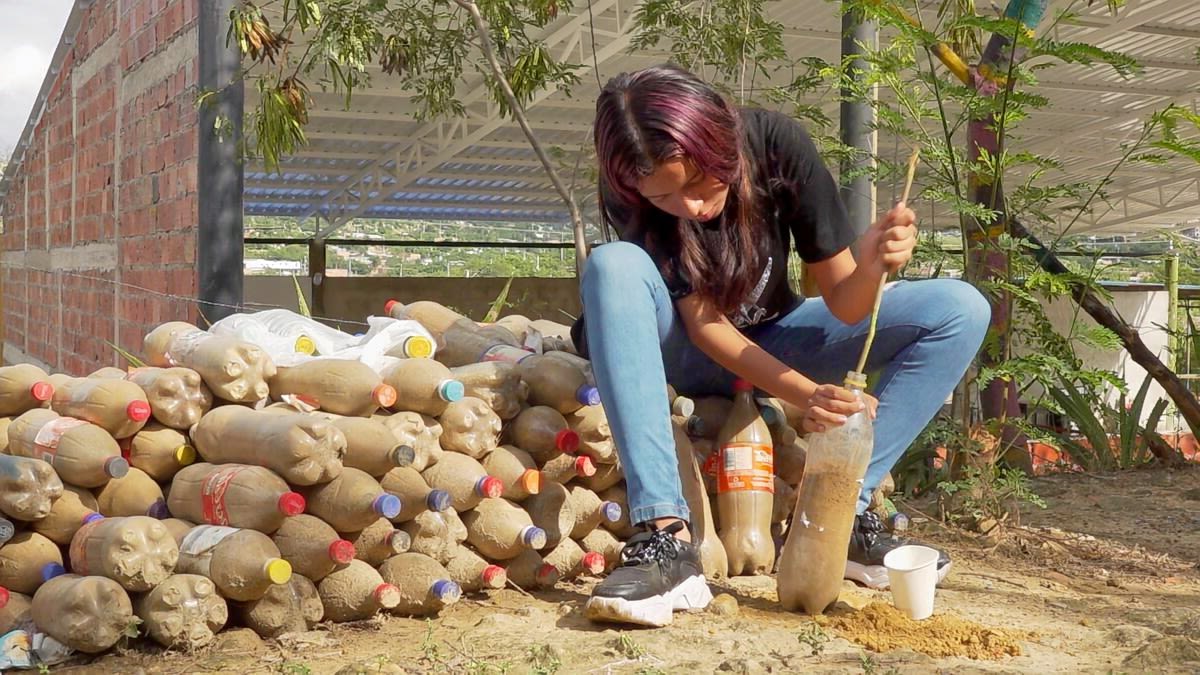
[{"x1": 1, "y1": 0, "x2": 200, "y2": 375}]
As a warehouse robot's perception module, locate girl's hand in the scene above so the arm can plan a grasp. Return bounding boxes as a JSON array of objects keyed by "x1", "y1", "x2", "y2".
[
  {"x1": 800, "y1": 384, "x2": 878, "y2": 434},
  {"x1": 857, "y1": 201, "x2": 917, "y2": 275}
]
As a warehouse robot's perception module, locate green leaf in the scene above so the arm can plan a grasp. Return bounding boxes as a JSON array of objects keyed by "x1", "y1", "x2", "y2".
[
  {"x1": 105, "y1": 340, "x2": 146, "y2": 369},
  {"x1": 292, "y1": 275, "x2": 311, "y2": 318},
  {"x1": 482, "y1": 277, "x2": 515, "y2": 323}
]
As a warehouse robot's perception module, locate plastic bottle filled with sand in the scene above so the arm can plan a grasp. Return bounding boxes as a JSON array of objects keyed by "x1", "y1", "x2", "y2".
[
  {"x1": 380, "y1": 466, "x2": 452, "y2": 522},
  {"x1": 579, "y1": 527, "x2": 624, "y2": 572},
  {"x1": 0, "y1": 590, "x2": 31, "y2": 635},
  {"x1": 449, "y1": 361, "x2": 527, "y2": 420},
  {"x1": 597, "y1": 484, "x2": 639, "y2": 539},
  {"x1": 507, "y1": 405, "x2": 580, "y2": 463},
  {"x1": 777, "y1": 371, "x2": 873, "y2": 615},
  {"x1": 95, "y1": 467, "x2": 170, "y2": 518},
  {"x1": 191, "y1": 405, "x2": 346, "y2": 486},
  {"x1": 272, "y1": 514, "x2": 357, "y2": 582},
  {"x1": 503, "y1": 548, "x2": 560, "y2": 589},
  {"x1": 118, "y1": 423, "x2": 196, "y2": 483},
  {"x1": 378, "y1": 553, "x2": 462, "y2": 616},
  {"x1": 543, "y1": 537, "x2": 605, "y2": 581},
  {"x1": 581, "y1": 459, "x2": 624, "y2": 493},
  {"x1": 566, "y1": 485, "x2": 623, "y2": 540},
  {"x1": 373, "y1": 411, "x2": 444, "y2": 472},
  {"x1": 136, "y1": 573, "x2": 228, "y2": 649},
  {"x1": 125, "y1": 366, "x2": 213, "y2": 430},
  {"x1": 435, "y1": 323, "x2": 532, "y2": 368},
  {"x1": 672, "y1": 418, "x2": 728, "y2": 579},
  {"x1": 345, "y1": 518, "x2": 411, "y2": 566},
  {"x1": 31, "y1": 485, "x2": 99, "y2": 545},
  {"x1": 566, "y1": 404, "x2": 617, "y2": 464},
  {"x1": 208, "y1": 312, "x2": 317, "y2": 358},
  {"x1": 0, "y1": 364, "x2": 54, "y2": 416},
  {"x1": 481, "y1": 445, "x2": 543, "y2": 502},
  {"x1": 143, "y1": 321, "x2": 277, "y2": 403},
  {"x1": 176, "y1": 525, "x2": 293, "y2": 601},
  {"x1": 541, "y1": 453, "x2": 594, "y2": 485},
  {"x1": 384, "y1": 299, "x2": 479, "y2": 342},
  {"x1": 318, "y1": 559, "x2": 401, "y2": 622},
  {"x1": 269, "y1": 359, "x2": 397, "y2": 417},
  {"x1": 236, "y1": 574, "x2": 323, "y2": 639},
  {"x1": 49, "y1": 375, "x2": 151, "y2": 438},
  {"x1": 523, "y1": 483, "x2": 576, "y2": 549},
  {"x1": 437, "y1": 396, "x2": 502, "y2": 458},
  {"x1": 300, "y1": 467, "x2": 402, "y2": 532},
  {"x1": 31, "y1": 574, "x2": 133, "y2": 653},
  {"x1": 168, "y1": 463, "x2": 306, "y2": 533},
  {"x1": 323, "y1": 414, "x2": 414, "y2": 477},
  {"x1": 520, "y1": 355, "x2": 600, "y2": 415},
  {"x1": 400, "y1": 510, "x2": 454, "y2": 563},
  {"x1": 463, "y1": 497, "x2": 547, "y2": 560},
  {"x1": 420, "y1": 452, "x2": 502, "y2": 512},
  {"x1": 715, "y1": 380, "x2": 775, "y2": 577},
  {"x1": 0, "y1": 453, "x2": 64, "y2": 522},
  {"x1": 68, "y1": 516, "x2": 179, "y2": 592},
  {"x1": 382, "y1": 359, "x2": 465, "y2": 417},
  {"x1": 444, "y1": 544, "x2": 506, "y2": 592},
  {"x1": 0, "y1": 532, "x2": 65, "y2": 594},
  {"x1": 8, "y1": 408, "x2": 129, "y2": 487}
]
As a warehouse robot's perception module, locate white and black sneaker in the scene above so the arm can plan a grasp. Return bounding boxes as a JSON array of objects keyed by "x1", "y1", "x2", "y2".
[
  {"x1": 844, "y1": 511, "x2": 952, "y2": 589},
  {"x1": 584, "y1": 520, "x2": 712, "y2": 627}
]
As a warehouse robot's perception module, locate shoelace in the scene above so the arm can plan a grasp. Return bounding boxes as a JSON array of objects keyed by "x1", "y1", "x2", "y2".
[
  {"x1": 619, "y1": 522, "x2": 685, "y2": 567},
  {"x1": 853, "y1": 511, "x2": 885, "y2": 551}
]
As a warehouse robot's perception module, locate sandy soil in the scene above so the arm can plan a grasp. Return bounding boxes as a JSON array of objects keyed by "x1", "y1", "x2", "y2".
[{"x1": 53, "y1": 465, "x2": 1200, "y2": 674}]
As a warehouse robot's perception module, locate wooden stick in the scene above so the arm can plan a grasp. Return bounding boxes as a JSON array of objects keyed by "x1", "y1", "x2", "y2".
[{"x1": 854, "y1": 148, "x2": 921, "y2": 376}]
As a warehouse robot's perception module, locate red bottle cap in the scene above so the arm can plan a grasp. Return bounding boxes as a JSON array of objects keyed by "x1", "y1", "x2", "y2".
[
  {"x1": 277, "y1": 492, "x2": 306, "y2": 516},
  {"x1": 536, "y1": 563, "x2": 559, "y2": 586},
  {"x1": 574, "y1": 456, "x2": 596, "y2": 477},
  {"x1": 581, "y1": 551, "x2": 606, "y2": 575},
  {"x1": 328, "y1": 539, "x2": 357, "y2": 564},
  {"x1": 0, "y1": 586, "x2": 9, "y2": 609},
  {"x1": 477, "y1": 476, "x2": 503, "y2": 499},
  {"x1": 383, "y1": 300, "x2": 400, "y2": 315},
  {"x1": 29, "y1": 381, "x2": 53, "y2": 402},
  {"x1": 555, "y1": 429, "x2": 580, "y2": 454},
  {"x1": 481, "y1": 564, "x2": 506, "y2": 589},
  {"x1": 126, "y1": 400, "x2": 152, "y2": 422},
  {"x1": 733, "y1": 379, "x2": 754, "y2": 393},
  {"x1": 375, "y1": 583, "x2": 401, "y2": 609}
]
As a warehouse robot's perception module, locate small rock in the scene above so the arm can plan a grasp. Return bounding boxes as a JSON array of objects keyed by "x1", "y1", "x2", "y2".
[
  {"x1": 1124, "y1": 637, "x2": 1200, "y2": 668},
  {"x1": 709, "y1": 593, "x2": 739, "y2": 617},
  {"x1": 335, "y1": 657, "x2": 404, "y2": 675},
  {"x1": 717, "y1": 657, "x2": 767, "y2": 674},
  {"x1": 1080, "y1": 618, "x2": 1093, "y2": 627},
  {"x1": 212, "y1": 628, "x2": 263, "y2": 653}
]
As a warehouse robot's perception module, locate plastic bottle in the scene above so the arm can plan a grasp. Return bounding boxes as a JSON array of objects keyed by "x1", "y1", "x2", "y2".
[
  {"x1": 168, "y1": 463, "x2": 306, "y2": 533},
  {"x1": 345, "y1": 518, "x2": 411, "y2": 566},
  {"x1": 236, "y1": 574, "x2": 323, "y2": 639},
  {"x1": 176, "y1": 525, "x2": 293, "y2": 601},
  {"x1": 136, "y1": 573, "x2": 228, "y2": 649},
  {"x1": 0, "y1": 590, "x2": 32, "y2": 634},
  {"x1": 440, "y1": 507, "x2": 470, "y2": 552},
  {"x1": 31, "y1": 574, "x2": 133, "y2": 653},
  {"x1": 68, "y1": 516, "x2": 179, "y2": 592},
  {"x1": 669, "y1": 385, "x2": 697, "y2": 418},
  {"x1": 420, "y1": 452, "x2": 503, "y2": 512},
  {"x1": 160, "y1": 518, "x2": 195, "y2": 543},
  {"x1": 463, "y1": 497, "x2": 547, "y2": 560},
  {"x1": 378, "y1": 552, "x2": 462, "y2": 616},
  {"x1": 580, "y1": 460, "x2": 624, "y2": 493},
  {"x1": 269, "y1": 359, "x2": 398, "y2": 417},
  {"x1": 480, "y1": 445, "x2": 543, "y2": 502},
  {"x1": 507, "y1": 405, "x2": 581, "y2": 463},
  {"x1": 372, "y1": 411, "x2": 444, "y2": 472},
  {"x1": 125, "y1": 366, "x2": 213, "y2": 430},
  {"x1": 694, "y1": 439, "x2": 719, "y2": 496},
  {"x1": 541, "y1": 453, "x2": 595, "y2": 485},
  {"x1": 0, "y1": 532, "x2": 65, "y2": 594},
  {"x1": 435, "y1": 323, "x2": 533, "y2": 368},
  {"x1": 301, "y1": 467, "x2": 402, "y2": 533},
  {"x1": 0, "y1": 453, "x2": 64, "y2": 522},
  {"x1": 0, "y1": 415, "x2": 12, "y2": 453},
  {"x1": 318, "y1": 559, "x2": 401, "y2": 622},
  {"x1": 400, "y1": 510, "x2": 454, "y2": 564},
  {"x1": 566, "y1": 485, "x2": 623, "y2": 540},
  {"x1": 384, "y1": 299, "x2": 479, "y2": 343},
  {"x1": 566, "y1": 405, "x2": 617, "y2": 464},
  {"x1": 49, "y1": 375, "x2": 151, "y2": 439},
  {"x1": 597, "y1": 484, "x2": 639, "y2": 539},
  {"x1": 523, "y1": 483, "x2": 576, "y2": 550},
  {"x1": 7, "y1": 408, "x2": 128, "y2": 487},
  {"x1": 190, "y1": 405, "x2": 346, "y2": 486},
  {"x1": 444, "y1": 544, "x2": 506, "y2": 592},
  {"x1": 95, "y1": 467, "x2": 169, "y2": 518},
  {"x1": 31, "y1": 485, "x2": 98, "y2": 545},
  {"x1": 543, "y1": 537, "x2": 606, "y2": 580},
  {"x1": 379, "y1": 466, "x2": 452, "y2": 522},
  {"x1": 252, "y1": 309, "x2": 358, "y2": 356},
  {"x1": 143, "y1": 321, "x2": 277, "y2": 403},
  {"x1": 777, "y1": 371, "x2": 873, "y2": 615},
  {"x1": 119, "y1": 422, "x2": 196, "y2": 483},
  {"x1": 437, "y1": 396, "x2": 502, "y2": 459},
  {"x1": 672, "y1": 418, "x2": 728, "y2": 579},
  {"x1": 382, "y1": 359, "x2": 465, "y2": 417},
  {"x1": 692, "y1": 397, "x2": 733, "y2": 440},
  {"x1": 519, "y1": 355, "x2": 600, "y2": 415},
  {"x1": 493, "y1": 314, "x2": 532, "y2": 342},
  {"x1": 579, "y1": 527, "x2": 624, "y2": 572},
  {"x1": 0, "y1": 364, "x2": 54, "y2": 416},
  {"x1": 209, "y1": 312, "x2": 317, "y2": 358},
  {"x1": 324, "y1": 414, "x2": 414, "y2": 477},
  {"x1": 450, "y1": 361, "x2": 527, "y2": 420},
  {"x1": 272, "y1": 514, "x2": 357, "y2": 582},
  {"x1": 502, "y1": 549, "x2": 559, "y2": 589},
  {"x1": 715, "y1": 379, "x2": 775, "y2": 577}
]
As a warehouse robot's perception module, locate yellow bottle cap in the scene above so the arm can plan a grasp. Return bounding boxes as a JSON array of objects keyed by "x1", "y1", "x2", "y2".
[
  {"x1": 405, "y1": 335, "x2": 435, "y2": 359},
  {"x1": 294, "y1": 335, "x2": 317, "y2": 355},
  {"x1": 265, "y1": 558, "x2": 293, "y2": 585},
  {"x1": 843, "y1": 370, "x2": 868, "y2": 390},
  {"x1": 175, "y1": 444, "x2": 197, "y2": 466}
]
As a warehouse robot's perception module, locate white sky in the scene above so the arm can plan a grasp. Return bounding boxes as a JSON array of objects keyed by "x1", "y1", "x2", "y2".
[{"x1": 0, "y1": 0, "x2": 74, "y2": 158}]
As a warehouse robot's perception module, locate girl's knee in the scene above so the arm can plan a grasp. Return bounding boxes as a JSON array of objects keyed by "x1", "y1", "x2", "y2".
[
  {"x1": 582, "y1": 242, "x2": 657, "y2": 290},
  {"x1": 935, "y1": 279, "x2": 991, "y2": 337}
]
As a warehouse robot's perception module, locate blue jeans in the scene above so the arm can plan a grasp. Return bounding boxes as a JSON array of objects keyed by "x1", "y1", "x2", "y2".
[{"x1": 581, "y1": 242, "x2": 990, "y2": 525}]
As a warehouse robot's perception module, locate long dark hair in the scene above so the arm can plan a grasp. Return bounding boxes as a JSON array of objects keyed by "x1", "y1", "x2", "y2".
[{"x1": 594, "y1": 64, "x2": 764, "y2": 315}]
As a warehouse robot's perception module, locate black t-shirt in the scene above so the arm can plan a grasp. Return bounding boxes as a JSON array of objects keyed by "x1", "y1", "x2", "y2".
[{"x1": 572, "y1": 108, "x2": 860, "y2": 356}]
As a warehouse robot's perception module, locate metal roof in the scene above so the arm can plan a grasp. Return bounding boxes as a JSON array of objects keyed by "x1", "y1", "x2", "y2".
[{"x1": 5, "y1": 0, "x2": 1200, "y2": 239}]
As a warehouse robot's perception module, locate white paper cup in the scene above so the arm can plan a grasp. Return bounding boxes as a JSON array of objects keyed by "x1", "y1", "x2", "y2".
[{"x1": 883, "y1": 544, "x2": 939, "y2": 620}]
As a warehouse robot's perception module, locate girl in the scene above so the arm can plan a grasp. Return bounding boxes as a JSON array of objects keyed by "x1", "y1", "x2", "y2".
[{"x1": 574, "y1": 64, "x2": 989, "y2": 627}]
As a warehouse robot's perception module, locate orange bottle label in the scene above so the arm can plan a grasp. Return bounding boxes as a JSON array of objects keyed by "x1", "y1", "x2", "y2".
[
  {"x1": 201, "y1": 466, "x2": 246, "y2": 525},
  {"x1": 717, "y1": 442, "x2": 774, "y2": 493},
  {"x1": 32, "y1": 417, "x2": 88, "y2": 461}
]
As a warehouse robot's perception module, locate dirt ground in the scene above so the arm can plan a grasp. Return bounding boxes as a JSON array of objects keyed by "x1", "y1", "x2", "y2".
[{"x1": 56, "y1": 466, "x2": 1200, "y2": 674}]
